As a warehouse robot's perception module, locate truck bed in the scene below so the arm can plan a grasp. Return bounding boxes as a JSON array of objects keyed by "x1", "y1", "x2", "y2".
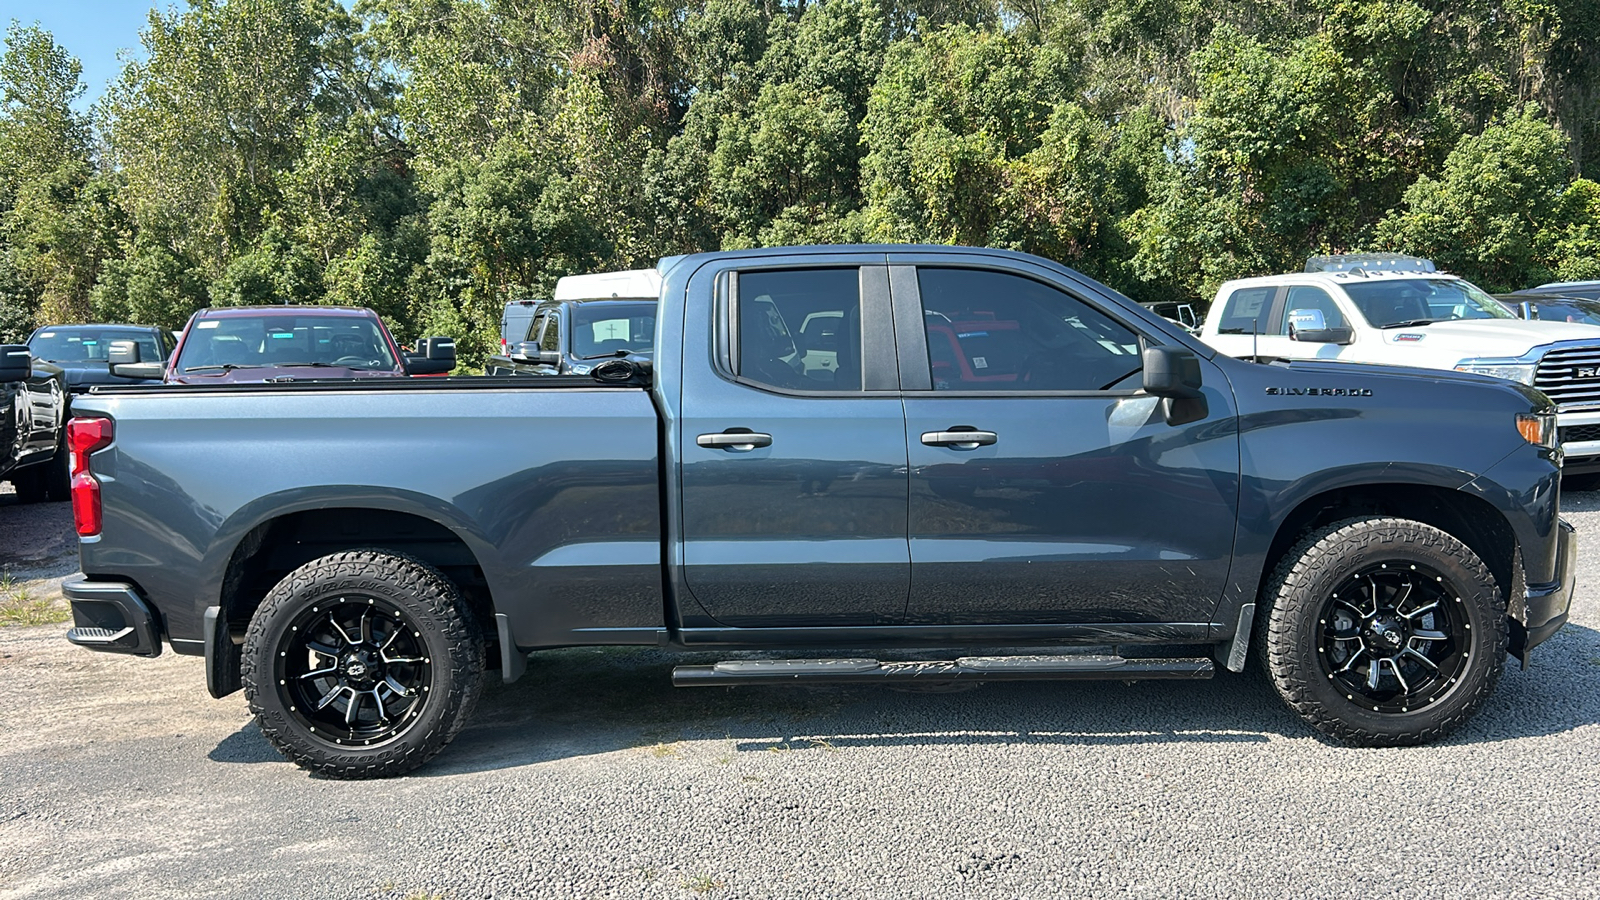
[{"x1": 70, "y1": 376, "x2": 663, "y2": 655}]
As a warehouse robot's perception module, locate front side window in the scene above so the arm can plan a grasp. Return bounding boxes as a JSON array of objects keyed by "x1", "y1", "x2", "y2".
[
  {"x1": 735, "y1": 268, "x2": 861, "y2": 391},
  {"x1": 540, "y1": 315, "x2": 561, "y2": 353},
  {"x1": 917, "y1": 268, "x2": 1142, "y2": 392},
  {"x1": 1275, "y1": 286, "x2": 1345, "y2": 335}
]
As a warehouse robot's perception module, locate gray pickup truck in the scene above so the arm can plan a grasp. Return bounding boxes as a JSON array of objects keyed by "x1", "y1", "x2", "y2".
[{"x1": 63, "y1": 245, "x2": 1576, "y2": 778}]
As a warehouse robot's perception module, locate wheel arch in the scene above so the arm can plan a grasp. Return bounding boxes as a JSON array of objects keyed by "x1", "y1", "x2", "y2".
[
  {"x1": 1258, "y1": 484, "x2": 1519, "y2": 616},
  {"x1": 207, "y1": 503, "x2": 501, "y2": 697}
]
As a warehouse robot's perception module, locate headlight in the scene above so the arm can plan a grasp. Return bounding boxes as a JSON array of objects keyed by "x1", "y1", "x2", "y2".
[
  {"x1": 1516, "y1": 412, "x2": 1559, "y2": 449},
  {"x1": 1454, "y1": 360, "x2": 1538, "y2": 385}
]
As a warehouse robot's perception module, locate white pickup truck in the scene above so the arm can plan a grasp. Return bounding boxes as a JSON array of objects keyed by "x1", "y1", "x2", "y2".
[{"x1": 1199, "y1": 255, "x2": 1600, "y2": 476}]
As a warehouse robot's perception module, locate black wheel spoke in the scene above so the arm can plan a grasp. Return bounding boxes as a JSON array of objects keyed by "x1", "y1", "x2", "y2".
[
  {"x1": 274, "y1": 595, "x2": 434, "y2": 746},
  {"x1": 1315, "y1": 560, "x2": 1471, "y2": 714}
]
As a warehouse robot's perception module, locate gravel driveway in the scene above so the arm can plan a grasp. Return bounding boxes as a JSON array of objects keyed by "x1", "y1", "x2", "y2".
[{"x1": 2, "y1": 493, "x2": 1598, "y2": 899}]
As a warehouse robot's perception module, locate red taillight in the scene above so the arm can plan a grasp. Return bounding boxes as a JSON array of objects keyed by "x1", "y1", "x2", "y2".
[{"x1": 68, "y1": 417, "x2": 113, "y2": 537}]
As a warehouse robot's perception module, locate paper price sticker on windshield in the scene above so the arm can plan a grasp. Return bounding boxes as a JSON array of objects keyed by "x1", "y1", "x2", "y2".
[{"x1": 972, "y1": 356, "x2": 988, "y2": 369}]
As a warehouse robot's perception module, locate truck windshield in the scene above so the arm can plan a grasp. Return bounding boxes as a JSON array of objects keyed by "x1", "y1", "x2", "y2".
[
  {"x1": 1344, "y1": 278, "x2": 1515, "y2": 328},
  {"x1": 176, "y1": 315, "x2": 399, "y2": 372},
  {"x1": 571, "y1": 301, "x2": 656, "y2": 359},
  {"x1": 30, "y1": 328, "x2": 161, "y2": 363}
]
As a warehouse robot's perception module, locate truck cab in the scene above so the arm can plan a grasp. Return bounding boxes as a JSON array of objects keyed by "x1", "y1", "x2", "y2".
[
  {"x1": 1200, "y1": 254, "x2": 1600, "y2": 473},
  {"x1": 486, "y1": 270, "x2": 658, "y2": 377}
]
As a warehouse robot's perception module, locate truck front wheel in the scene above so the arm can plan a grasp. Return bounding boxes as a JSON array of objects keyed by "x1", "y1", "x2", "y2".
[
  {"x1": 242, "y1": 550, "x2": 485, "y2": 778},
  {"x1": 1261, "y1": 516, "x2": 1507, "y2": 746}
]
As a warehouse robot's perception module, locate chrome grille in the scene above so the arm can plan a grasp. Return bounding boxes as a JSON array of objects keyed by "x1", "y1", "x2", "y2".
[{"x1": 1535, "y1": 344, "x2": 1600, "y2": 408}]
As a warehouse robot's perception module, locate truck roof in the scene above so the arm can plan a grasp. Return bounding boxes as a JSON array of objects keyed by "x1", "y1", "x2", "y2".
[
  {"x1": 554, "y1": 269, "x2": 661, "y2": 301},
  {"x1": 193, "y1": 305, "x2": 380, "y2": 319},
  {"x1": 1218, "y1": 269, "x2": 1467, "y2": 292}
]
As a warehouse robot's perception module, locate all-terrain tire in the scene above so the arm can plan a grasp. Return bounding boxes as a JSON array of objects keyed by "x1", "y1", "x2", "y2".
[
  {"x1": 1259, "y1": 516, "x2": 1507, "y2": 747},
  {"x1": 242, "y1": 550, "x2": 485, "y2": 778}
]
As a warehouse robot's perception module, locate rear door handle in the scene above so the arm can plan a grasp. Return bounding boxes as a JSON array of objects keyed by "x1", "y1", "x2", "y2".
[
  {"x1": 921, "y1": 429, "x2": 998, "y2": 449},
  {"x1": 697, "y1": 431, "x2": 773, "y2": 452}
]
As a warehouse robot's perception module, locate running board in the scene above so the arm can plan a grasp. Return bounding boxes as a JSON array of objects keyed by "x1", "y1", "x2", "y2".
[{"x1": 672, "y1": 654, "x2": 1214, "y2": 687}]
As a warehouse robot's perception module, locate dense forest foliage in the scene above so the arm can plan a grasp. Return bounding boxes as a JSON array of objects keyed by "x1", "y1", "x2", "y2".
[{"x1": 4, "y1": 0, "x2": 1600, "y2": 364}]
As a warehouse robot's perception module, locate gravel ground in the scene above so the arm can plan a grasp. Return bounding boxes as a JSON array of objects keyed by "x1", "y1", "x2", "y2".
[{"x1": 1, "y1": 494, "x2": 1598, "y2": 899}]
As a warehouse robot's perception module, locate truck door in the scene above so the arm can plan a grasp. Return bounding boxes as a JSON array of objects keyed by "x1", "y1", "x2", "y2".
[
  {"x1": 890, "y1": 258, "x2": 1240, "y2": 626},
  {"x1": 676, "y1": 259, "x2": 910, "y2": 627}
]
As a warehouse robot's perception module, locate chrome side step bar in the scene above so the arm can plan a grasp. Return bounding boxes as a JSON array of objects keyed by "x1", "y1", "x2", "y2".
[{"x1": 672, "y1": 654, "x2": 1214, "y2": 686}]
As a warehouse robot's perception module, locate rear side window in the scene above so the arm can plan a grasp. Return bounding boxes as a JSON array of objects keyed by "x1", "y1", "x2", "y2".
[
  {"x1": 734, "y1": 268, "x2": 861, "y2": 391},
  {"x1": 1216, "y1": 287, "x2": 1276, "y2": 334}
]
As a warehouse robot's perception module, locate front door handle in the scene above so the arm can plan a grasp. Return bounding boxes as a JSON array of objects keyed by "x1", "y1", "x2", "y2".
[
  {"x1": 921, "y1": 429, "x2": 998, "y2": 450},
  {"x1": 697, "y1": 431, "x2": 773, "y2": 452}
]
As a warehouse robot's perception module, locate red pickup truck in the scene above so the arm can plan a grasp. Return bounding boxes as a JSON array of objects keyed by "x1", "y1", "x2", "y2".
[{"x1": 109, "y1": 306, "x2": 455, "y2": 382}]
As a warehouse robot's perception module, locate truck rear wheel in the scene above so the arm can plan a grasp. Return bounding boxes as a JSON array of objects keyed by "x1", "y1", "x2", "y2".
[
  {"x1": 242, "y1": 550, "x2": 485, "y2": 778},
  {"x1": 1260, "y1": 516, "x2": 1507, "y2": 746}
]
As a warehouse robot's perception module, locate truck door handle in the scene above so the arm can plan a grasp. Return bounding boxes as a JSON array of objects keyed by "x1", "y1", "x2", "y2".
[
  {"x1": 697, "y1": 431, "x2": 773, "y2": 452},
  {"x1": 921, "y1": 429, "x2": 998, "y2": 449}
]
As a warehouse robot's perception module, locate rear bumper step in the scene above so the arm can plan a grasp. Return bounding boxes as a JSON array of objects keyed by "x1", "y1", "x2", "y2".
[
  {"x1": 64, "y1": 577, "x2": 162, "y2": 657},
  {"x1": 672, "y1": 654, "x2": 1214, "y2": 686}
]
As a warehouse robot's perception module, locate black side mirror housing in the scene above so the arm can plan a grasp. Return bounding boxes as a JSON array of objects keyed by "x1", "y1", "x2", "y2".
[
  {"x1": 1143, "y1": 345, "x2": 1208, "y2": 426},
  {"x1": 107, "y1": 340, "x2": 140, "y2": 366},
  {"x1": 108, "y1": 340, "x2": 166, "y2": 379},
  {"x1": 0, "y1": 345, "x2": 30, "y2": 382},
  {"x1": 512, "y1": 341, "x2": 539, "y2": 362},
  {"x1": 1143, "y1": 346, "x2": 1204, "y2": 399},
  {"x1": 405, "y1": 337, "x2": 456, "y2": 375}
]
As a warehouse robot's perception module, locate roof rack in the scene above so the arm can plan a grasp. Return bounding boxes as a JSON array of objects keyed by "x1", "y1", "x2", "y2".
[{"x1": 1305, "y1": 254, "x2": 1437, "y2": 275}]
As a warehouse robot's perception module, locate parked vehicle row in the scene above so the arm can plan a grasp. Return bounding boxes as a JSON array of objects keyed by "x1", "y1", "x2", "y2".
[
  {"x1": 61, "y1": 244, "x2": 1575, "y2": 779},
  {"x1": 1198, "y1": 254, "x2": 1600, "y2": 476},
  {"x1": 488, "y1": 270, "x2": 659, "y2": 377}
]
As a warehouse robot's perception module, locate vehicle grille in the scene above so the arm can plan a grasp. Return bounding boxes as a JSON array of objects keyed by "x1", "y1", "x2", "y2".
[
  {"x1": 1560, "y1": 424, "x2": 1600, "y2": 443},
  {"x1": 1535, "y1": 345, "x2": 1600, "y2": 408}
]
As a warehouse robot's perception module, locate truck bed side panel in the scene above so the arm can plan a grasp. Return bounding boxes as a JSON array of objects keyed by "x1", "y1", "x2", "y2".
[{"x1": 70, "y1": 386, "x2": 662, "y2": 651}]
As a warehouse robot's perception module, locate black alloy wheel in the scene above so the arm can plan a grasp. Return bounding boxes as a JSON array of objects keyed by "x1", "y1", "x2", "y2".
[
  {"x1": 1260, "y1": 516, "x2": 1507, "y2": 747},
  {"x1": 243, "y1": 550, "x2": 484, "y2": 778},
  {"x1": 275, "y1": 596, "x2": 433, "y2": 746},
  {"x1": 1316, "y1": 562, "x2": 1469, "y2": 714}
]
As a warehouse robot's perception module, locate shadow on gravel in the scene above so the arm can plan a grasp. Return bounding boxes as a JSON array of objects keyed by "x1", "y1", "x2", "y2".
[
  {"x1": 208, "y1": 723, "x2": 284, "y2": 764},
  {"x1": 204, "y1": 623, "x2": 1600, "y2": 775}
]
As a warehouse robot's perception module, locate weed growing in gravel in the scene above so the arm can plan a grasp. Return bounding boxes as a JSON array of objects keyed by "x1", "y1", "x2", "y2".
[
  {"x1": 0, "y1": 569, "x2": 69, "y2": 627},
  {"x1": 681, "y1": 873, "x2": 724, "y2": 894},
  {"x1": 644, "y1": 740, "x2": 684, "y2": 759}
]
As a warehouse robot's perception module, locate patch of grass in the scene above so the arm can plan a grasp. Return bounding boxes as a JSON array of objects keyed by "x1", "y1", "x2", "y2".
[
  {"x1": 0, "y1": 571, "x2": 68, "y2": 627},
  {"x1": 681, "y1": 873, "x2": 724, "y2": 894}
]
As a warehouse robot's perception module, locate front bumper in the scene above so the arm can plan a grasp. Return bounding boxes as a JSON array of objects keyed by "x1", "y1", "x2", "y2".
[
  {"x1": 1557, "y1": 407, "x2": 1600, "y2": 472},
  {"x1": 1513, "y1": 518, "x2": 1577, "y2": 661},
  {"x1": 64, "y1": 576, "x2": 162, "y2": 657}
]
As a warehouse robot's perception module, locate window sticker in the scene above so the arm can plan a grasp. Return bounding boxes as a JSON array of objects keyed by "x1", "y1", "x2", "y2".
[
  {"x1": 197, "y1": 321, "x2": 220, "y2": 329},
  {"x1": 972, "y1": 356, "x2": 988, "y2": 369}
]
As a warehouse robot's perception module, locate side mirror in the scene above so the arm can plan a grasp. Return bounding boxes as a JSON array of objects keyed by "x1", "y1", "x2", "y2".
[
  {"x1": 108, "y1": 340, "x2": 140, "y2": 365},
  {"x1": 0, "y1": 345, "x2": 30, "y2": 382},
  {"x1": 1143, "y1": 345, "x2": 1207, "y2": 426},
  {"x1": 419, "y1": 336, "x2": 455, "y2": 361},
  {"x1": 404, "y1": 337, "x2": 456, "y2": 375},
  {"x1": 1287, "y1": 309, "x2": 1355, "y2": 345},
  {"x1": 538, "y1": 350, "x2": 561, "y2": 366},
  {"x1": 108, "y1": 340, "x2": 166, "y2": 379},
  {"x1": 512, "y1": 341, "x2": 540, "y2": 362},
  {"x1": 1143, "y1": 346, "x2": 1203, "y2": 399}
]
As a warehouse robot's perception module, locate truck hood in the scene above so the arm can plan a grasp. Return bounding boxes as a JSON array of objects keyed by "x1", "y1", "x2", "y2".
[
  {"x1": 169, "y1": 365, "x2": 407, "y2": 385},
  {"x1": 1385, "y1": 318, "x2": 1600, "y2": 358},
  {"x1": 1276, "y1": 358, "x2": 1552, "y2": 407}
]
